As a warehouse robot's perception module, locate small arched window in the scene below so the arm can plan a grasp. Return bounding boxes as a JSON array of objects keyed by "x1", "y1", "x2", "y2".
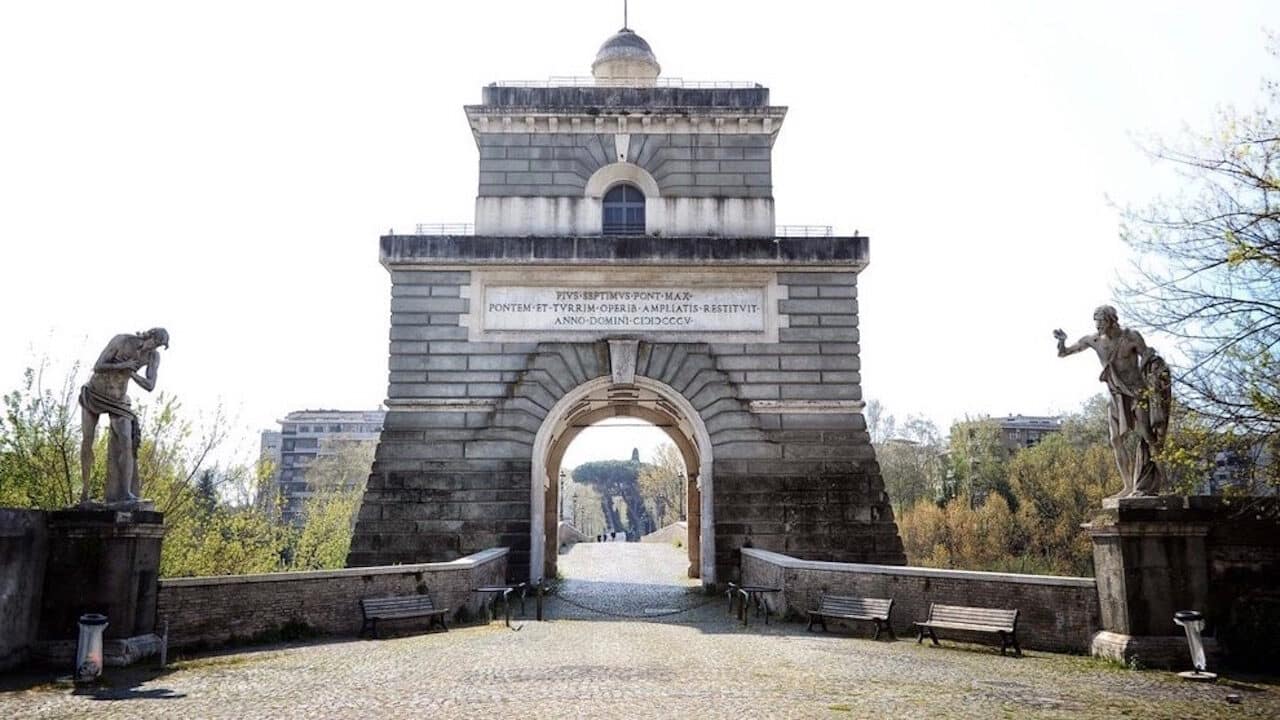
[{"x1": 602, "y1": 183, "x2": 646, "y2": 235}]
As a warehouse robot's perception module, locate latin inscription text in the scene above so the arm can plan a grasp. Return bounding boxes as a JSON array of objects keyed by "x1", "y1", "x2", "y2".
[{"x1": 483, "y1": 286, "x2": 766, "y2": 333}]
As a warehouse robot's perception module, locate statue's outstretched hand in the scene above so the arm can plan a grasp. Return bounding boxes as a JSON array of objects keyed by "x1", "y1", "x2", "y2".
[{"x1": 1052, "y1": 329, "x2": 1067, "y2": 342}]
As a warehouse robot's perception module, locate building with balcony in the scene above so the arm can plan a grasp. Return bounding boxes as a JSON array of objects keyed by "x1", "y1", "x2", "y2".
[
  {"x1": 262, "y1": 409, "x2": 385, "y2": 524},
  {"x1": 997, "y1": 414, "x2": 1061, "y2": 451}
]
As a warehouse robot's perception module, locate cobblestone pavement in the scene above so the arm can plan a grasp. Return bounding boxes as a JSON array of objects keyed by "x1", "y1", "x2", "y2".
[
  {"x1": 3, "y1": 543, "x2": 1277, "y2": 719},
  {"x1": 553, "y1": 539, "x2": 707, "y2": 619}
]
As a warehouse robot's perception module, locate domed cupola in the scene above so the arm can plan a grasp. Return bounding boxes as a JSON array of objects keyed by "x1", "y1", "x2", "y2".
[{"x1": 592, "y1": 27, "x2": 661, "y2": 85}]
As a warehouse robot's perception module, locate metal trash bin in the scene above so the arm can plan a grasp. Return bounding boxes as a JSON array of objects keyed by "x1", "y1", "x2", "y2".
[
  {"x1": 1172, "y1": 610, "x2": 1216, "y2": 681},
  {"x1": 75, "y1": 613, "x2": 109, "y2": 684}
]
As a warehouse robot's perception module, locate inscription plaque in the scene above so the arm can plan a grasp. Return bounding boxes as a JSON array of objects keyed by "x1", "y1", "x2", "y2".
[{"x1": 483, "y1": 286, "x2": 765, "y2": 333}]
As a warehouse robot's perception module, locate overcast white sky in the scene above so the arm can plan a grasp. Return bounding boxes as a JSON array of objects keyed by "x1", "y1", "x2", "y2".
[{"x1": 1, "y1": 1, "x2": 1274, "y2": 468}]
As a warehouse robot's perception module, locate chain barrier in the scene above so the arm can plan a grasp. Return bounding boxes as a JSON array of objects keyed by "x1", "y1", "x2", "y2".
[{"x1": 543, "y1": 588, "x2": 724, "y2": 620}]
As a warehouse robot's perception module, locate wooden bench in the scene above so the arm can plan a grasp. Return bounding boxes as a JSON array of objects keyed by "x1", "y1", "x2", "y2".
[
  {"x1": 806, "y1": 595, "x2": 895, "y2": 640},
  {"x1": 360, "y1": 594, "x2": 449, "y2": 638},
  {"x1": 914, "y1": 603, "x2": 1020, "y2": 656}
]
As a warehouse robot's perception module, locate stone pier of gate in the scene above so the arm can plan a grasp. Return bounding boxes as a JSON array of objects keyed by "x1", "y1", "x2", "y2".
[
  {"x1": 345, "y1": 25, "x2": 905, "y2": 584},
  {"x1": 346, "y1": 236, "x2": 906, "y2": 584}
]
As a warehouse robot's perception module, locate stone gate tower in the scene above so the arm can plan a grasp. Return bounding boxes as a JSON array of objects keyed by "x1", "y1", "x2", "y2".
[{"x1": 347, "y1": 26, "x2": 906, "y2": 584}]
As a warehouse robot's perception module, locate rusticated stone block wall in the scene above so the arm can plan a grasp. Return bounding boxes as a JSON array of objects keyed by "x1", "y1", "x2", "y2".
[
  {"x1": 349, "y1": 263, "x2": 905, "y2": 582},
  {"x1": 477, "y1": 132, "x2": 773, "y2": 199}
]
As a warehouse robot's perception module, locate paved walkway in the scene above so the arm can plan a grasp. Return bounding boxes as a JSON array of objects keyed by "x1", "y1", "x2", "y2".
[
  {"x1": 553, "y1": 540, "x2": 705, "y2": 619},
  {"x1": 3, "y1": 543, "x2": 1278, "y2": 719}
]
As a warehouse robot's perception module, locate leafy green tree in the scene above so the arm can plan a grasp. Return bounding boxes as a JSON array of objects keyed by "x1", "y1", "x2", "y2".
[
  {"x1": 291, "y1": 483, "x2": 365, "y2": 570},
  {"x1": 876, "y1": 415, "x2": 945, "y2": 512},
  {"x1": 1006, "y1": 433, "x2": 1118, "y2": 575},
  {"x1": 131, "y1": 397, "x2": 289, "y2": 577},
  {"x1": 193, "y1": 468, "x2": 219, "y2": 518},
  {"x1": 1157, "y1": 400, "x2": 1277, "y2": 495},
  {"x1": 1119, "y1": 48, "x2": 1280, "y2": 441},
  {"x1": 638, "y1": 442, "x2": 686, "y2": 529},
  {"x1": 161, "y1": 504, "x2": 289, "y2": 578},
  {"x1": 571, "y1": 456, "x2": 653, "y2": 537},
  {"x1": 303, "y1": 438, "x2": 376, "y2": 493},
  {"x1": 898, "y1": 493, "x2": 1016, "y2": 571},
  {"x1": 0, "y1": 361, "x2": 291, "y2": 577},
  {"x1": 899, "y1": 397, "x2": 1121, "y2": 577},
  {"x1": 289, "y1": 438, "x2": 375, "y2": 570},
  {"x1": 864, "y1": 399, "x2": 896, "y2": 444},
  {"x1": 945, "y1": 417, "x2": 1012, "y2": 508},
  {"x1": 1057, "y1": 394, "x2": 1112, "y2": 448},
  {"x1": 564, "y1": 480, "x2": 605, "y2": 538},
  {"x1": 897, "y1": 497, "x2": 949, "y2": 567},
  {"x1": 0, "y1": 362, "x2": 86, "y2": 508}
]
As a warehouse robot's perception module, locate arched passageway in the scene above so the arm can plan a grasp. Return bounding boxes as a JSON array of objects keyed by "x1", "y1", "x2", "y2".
[{"x1": 530, "y1": 376, "x2": 714, "y2": 586}]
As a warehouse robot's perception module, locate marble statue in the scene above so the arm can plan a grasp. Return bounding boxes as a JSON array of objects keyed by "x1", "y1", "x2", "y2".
[
  {"x1": 79, "y1": 328, "x2": 169, "y2": 506},
  {"x1": 1054, "y1": 306, "x2": 1171, "y2": 499}
]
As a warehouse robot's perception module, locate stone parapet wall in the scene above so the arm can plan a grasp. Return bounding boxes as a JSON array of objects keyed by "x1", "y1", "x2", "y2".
[
  {"x1": 0, "y1": 509, "x2": 47, "y2": 671},
  {"x1": 558, "y1": 522, "x2": 589, "y2": 547},
  {"x1": 641, "y1": 521, "x2": 687, "y2": 545},
  {"x1": 741, "y1": 549, "x2": 1099, "y2": 654},
  {"x1": 157, "y1": 549, "x2": 506, "y2": 650},
  {"x1": 1200, "y1": 499, "x2": 1279, "y2": 656}
]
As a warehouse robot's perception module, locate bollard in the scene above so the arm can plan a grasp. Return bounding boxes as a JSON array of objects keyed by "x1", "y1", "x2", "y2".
[
  {"x1": 74, "y1": 614, "x2": 109, "y2": 684},
  {"x1": 159, "y1": 618, "x2": 169, "y2": 668},
  {"x1": 1172, "y1": 610, "x2": 1217, "y2": 681}
]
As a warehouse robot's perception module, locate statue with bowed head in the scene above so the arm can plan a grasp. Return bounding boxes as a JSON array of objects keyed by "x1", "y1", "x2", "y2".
[{"x1": 78, "y1": 328, "x2": 169, "y2": 507}]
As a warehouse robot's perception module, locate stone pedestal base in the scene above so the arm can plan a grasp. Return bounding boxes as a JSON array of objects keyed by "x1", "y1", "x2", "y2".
[
  {"x1": 38, "y1": 509, "x2": 165, "y2": 647},
  {"x1": 1087, "y1": 497, "x2": 1214, "y2": 670},
  {"x1": 33, "y1": 633, "x2": 164, "y2": 668},
  {"x1": 1091, "y1": 630, "x2": 1218, "y2": 671}
]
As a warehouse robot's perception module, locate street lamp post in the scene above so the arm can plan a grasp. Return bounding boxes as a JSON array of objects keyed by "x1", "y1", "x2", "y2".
[
  {"x1": 677, "y1": 472, "x2": 686, "y2": 520},
  {"x1": 558, "y1": 470, "x2": 566, "y2": 522}
]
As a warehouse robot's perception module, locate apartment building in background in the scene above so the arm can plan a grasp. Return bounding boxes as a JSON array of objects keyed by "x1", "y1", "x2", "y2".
[{"x1": 260, "y1": 409, "x2": 385, "y2": 524}]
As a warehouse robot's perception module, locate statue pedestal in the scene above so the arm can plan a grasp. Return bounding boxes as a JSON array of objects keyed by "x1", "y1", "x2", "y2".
[
  {"x1": 1086, "y1": 497, "x2": 1217, "y2": 669},
  {"x1": 34, "y1": 509, "x2": 165, "y2": 667}
]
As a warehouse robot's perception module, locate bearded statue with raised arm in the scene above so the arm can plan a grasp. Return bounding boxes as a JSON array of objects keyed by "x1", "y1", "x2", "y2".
[
  {"x1": 78, "y1": 328, "x2": 169, "y2": 507},
  {"x1": 1054, "y1": 306, "x2": 1171, "y2": 499}
]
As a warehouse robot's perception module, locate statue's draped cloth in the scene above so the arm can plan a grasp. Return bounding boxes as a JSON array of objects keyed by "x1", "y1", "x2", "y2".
[
  {"x1": 1099, "y1": 367, "x2": 1139, "y2": 437},
  {"x1": 79, "y1": 385, "x2": 137, "y2": 422},
  {"x1": 79, "y1": 384, "x2": 142, "y2": 454}
]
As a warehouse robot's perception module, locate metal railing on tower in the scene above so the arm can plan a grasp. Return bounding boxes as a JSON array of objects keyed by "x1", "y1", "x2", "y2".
[{"x1": 492, "y1": 77, "x2": 761, "y2": 89}]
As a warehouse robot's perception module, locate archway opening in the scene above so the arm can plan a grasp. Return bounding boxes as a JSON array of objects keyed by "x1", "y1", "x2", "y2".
[
  {"x1": 531, "y1": 377, "x2": 712, "y2": 586},
  {"x1": 556, "y1": 417, "x2": 689, "y2": 544}
]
